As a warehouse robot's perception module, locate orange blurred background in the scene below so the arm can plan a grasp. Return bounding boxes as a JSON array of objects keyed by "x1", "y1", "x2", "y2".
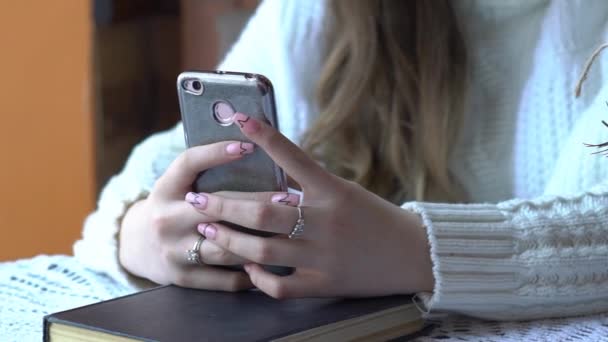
[{"x1": 0, "y1": 1, "x2": 94, "y2": 260}]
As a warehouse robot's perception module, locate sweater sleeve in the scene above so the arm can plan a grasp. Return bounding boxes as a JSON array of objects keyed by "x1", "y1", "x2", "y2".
[{"x1": 403, "y1": 182, "x2": 608, "y2": 321}]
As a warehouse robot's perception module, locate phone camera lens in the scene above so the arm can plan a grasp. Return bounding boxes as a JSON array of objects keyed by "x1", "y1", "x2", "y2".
[{"x1": 182, "y1": 78, "x2": 204, "y2": 95}]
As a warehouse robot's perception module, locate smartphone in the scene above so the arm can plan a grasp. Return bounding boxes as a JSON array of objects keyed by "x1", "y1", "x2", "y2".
[{"x1": 177, "y1": 70, "x2": 291, "y2": 275}]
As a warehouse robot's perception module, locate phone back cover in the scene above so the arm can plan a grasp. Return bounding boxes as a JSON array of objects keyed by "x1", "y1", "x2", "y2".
[{"x1": 177, "y1": 71, "x2": 286, "y2": 194}]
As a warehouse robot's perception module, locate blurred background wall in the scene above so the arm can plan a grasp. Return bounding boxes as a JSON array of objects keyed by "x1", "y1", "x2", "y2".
[
  {"x1": 0, "y1": 1, "x2": 93, "y2": 260},
  {"x1": 0, "y1": 0, "x2": 258, "y2": 261}
]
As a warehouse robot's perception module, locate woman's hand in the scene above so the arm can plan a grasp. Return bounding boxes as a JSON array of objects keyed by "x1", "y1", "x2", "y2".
[
  {"x1": 188, "y1": 113, "x2": 435, "y2": 298},
  {"x1": 119, "y1": 140, "x2": 295, "y2": 291}
]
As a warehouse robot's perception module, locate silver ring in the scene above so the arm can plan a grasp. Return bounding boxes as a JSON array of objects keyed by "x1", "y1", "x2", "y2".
[
  {"x1": 288, "y1": 206, "x2": 305, "y2": 239},
  {"x1": 187, "y1": 235, "x2": 206, "y2": 265}
]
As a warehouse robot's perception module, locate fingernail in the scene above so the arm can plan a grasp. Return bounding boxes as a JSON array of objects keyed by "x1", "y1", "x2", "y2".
[
  {"x1": 243, "y1": 264, "x2": 252, "y2": 272},
  {"x1": 186, "y1": 192, "x2": 208, "y2": 209},
  {"x1": 198, "y1": 223, "x2": 216, "y2": 240},
  {"x1": 226, "y1": 142, "x2": 254, "y2": 155},
  {"x1": 271, "y1": 193, "x2": 300, "y2": 206},
  {"x1": 234, "y1": 113, "x2": 261, "y2": 134}
]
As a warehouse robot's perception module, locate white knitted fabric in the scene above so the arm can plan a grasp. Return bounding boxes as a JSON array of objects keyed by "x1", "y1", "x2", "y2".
[
  {"x1": 0, "y1": 256, "x2": 136, "y2": 341},
  {"x1": 2, "y1": 256, "x2": 608, "y2": 341},
  {"x1": 0, "y1": 0, "x2": 589, "y2": 336}
]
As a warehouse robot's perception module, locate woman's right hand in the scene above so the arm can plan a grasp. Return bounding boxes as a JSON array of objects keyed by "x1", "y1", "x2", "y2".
[{"x1": 118, "y1": 140, "x2": 270, "y2": 291}]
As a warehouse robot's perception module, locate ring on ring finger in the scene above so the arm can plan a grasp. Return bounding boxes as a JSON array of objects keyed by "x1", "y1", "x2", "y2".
[{"x1": 187, "y1": 235, "x2": 206, "y2": 266}]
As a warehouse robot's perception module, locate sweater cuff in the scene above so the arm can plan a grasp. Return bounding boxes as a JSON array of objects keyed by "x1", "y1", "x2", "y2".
[
  {"x1": 401, "y1": 201, "x2": 515, "y2": 317},
  {"x1": 73, "y1": 176, "x2": 156, "y2": 291}
]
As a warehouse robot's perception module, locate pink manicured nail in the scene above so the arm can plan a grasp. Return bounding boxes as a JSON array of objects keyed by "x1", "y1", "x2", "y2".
[
  {"x1": 243, "y1": 264, "x2": 252, "y2": 272},
  {"x1": 226, "y1": 142, "x2": 254, "y2": 155},
  {"x1": 186, "y1": 192, "x2": 208, "y2": 209},
  {"x1": 198, "y1": 223, "x2": 216, "y2": 240},
  {"x1": 271, "y1": 193, "x2": 300, "y2": 206},
  {"x1": 234, "y1": 113, "x2": 261, "y2": 134}
]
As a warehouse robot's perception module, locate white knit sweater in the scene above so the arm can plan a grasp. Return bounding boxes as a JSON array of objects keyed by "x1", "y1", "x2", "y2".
[{"x1": 74, "y1": 0, "x2": 608, "y2": 320}]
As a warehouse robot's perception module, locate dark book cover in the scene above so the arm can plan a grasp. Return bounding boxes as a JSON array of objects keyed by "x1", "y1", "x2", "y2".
[{"x1": 44, "y1": 285, "x2": 419, "y2": 341}]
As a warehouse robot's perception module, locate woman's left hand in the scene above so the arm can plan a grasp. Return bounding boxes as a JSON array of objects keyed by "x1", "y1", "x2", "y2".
[{"x1": 186, "y1": 112, "x2": 435, "y2": 299}]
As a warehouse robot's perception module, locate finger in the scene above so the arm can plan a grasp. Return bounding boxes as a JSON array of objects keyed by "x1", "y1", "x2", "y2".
[
  {"x1": 187, "y1": 192, "x2": 299, "y2": 234},
  {"x1": 213, "y1": 191, "x2": 300, "y2": 207},
  {"x1": 151, "y1": 201, "x2": 217, "y2": 239},
  {"x1": 166, "y1": 233, "x2": 244, "y2": 266},
  {"x1": 233, "y1": 112, "x2": 327, "y2": 189},
  {"x1": 163, "y1": 191, "x2": 299, "y2": 237},
  {"x1": 172, "y1": 264, "x2": 253, "y2": 292},
  {"x1": 199, "y1": 239, "x2": 251, "y2": 266},
  {"x1": 199, "y1": 223, "x2": 314, "y2": 268},
  {"x1": 154, "y1": 141, "x2": 255, "y2": 199},
  {"x1": 243, "y1": 263, "x2": 317, "y2": 299}
]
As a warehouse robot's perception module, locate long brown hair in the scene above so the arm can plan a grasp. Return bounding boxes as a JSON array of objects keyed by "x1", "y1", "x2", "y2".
[{"x1": 302, "y1": 0, "x2": 468, "y2": 204}]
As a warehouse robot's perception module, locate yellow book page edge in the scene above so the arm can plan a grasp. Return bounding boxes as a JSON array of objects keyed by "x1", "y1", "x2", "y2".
[{"x1": 49, "y1": 323, "x2": 138, "y2": 342}]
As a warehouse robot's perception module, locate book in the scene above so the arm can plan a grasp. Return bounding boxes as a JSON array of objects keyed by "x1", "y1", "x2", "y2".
[{"x1": 44, "y1": 285, "x2": 424, "y2": 341}]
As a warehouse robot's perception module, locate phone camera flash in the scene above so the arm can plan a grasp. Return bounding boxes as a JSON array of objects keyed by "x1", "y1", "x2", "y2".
[{"x1": 213, "y1": 101, "x2": 236, "y2": 126}]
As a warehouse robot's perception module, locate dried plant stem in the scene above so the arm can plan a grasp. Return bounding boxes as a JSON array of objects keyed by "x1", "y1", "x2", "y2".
[{"x1": 575, "y1": 43, "x2": 608, "y2": 98}]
